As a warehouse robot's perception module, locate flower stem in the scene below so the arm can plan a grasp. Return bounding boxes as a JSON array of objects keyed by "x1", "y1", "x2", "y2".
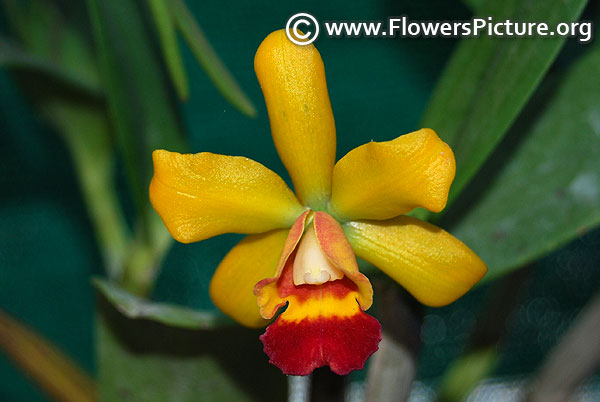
[
  {"x1": 40, "y1": 99, "x2": 130, "y2": 280},
  {"x1": 289, "y1": 375, "x2": 311, "y2": 402},
  {"x1": 0, "y1": 309, "x2": 96, "y2": 402},
  {"x1": 365, "y1": 279, "x2": 423, "y2": 402},
  {"x1": 121, "y1": 212, "x2": 173, "y2": 297},
  {"x1": 527, "y1": 287, "x2": 600, "y2": 402}
]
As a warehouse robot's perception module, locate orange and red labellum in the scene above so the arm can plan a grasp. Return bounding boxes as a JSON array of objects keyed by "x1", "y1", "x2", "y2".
[{"x1": 255, "y1": 211, "x2": 381, "y2": 375}]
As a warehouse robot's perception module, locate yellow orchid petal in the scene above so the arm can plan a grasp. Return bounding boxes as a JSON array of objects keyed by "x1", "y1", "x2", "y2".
[
  {"x1": 150, "y1": 150, "x2": 305, "y2": 243},
  {"x1": 209, "y1": 230, "x2": 289, "y2": 328},
  {"x1": 344, "y1": 216, "x2": 487, "y2": 307},
  {"x1": 255, "y1": 29, "x2": 336, "y2": 209},
  {"x1": 329, "y1": 129, "x2": 455, "y2": 221}
]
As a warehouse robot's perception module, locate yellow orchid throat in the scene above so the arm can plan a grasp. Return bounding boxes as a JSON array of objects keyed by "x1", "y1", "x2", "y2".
[{"x1": 149, "y1": 29, "x2": 487, "y2": 375}]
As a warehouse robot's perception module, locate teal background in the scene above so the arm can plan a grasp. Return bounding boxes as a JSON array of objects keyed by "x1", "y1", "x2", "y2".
[{"x1": 1, "y1": 0, "x2": 598, "y2": 401}]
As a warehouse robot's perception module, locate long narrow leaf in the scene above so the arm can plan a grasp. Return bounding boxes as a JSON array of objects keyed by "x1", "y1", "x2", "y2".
[
  {"x1": 1, "y1": 1, "x2": 102, "y2": 96},
  {"x1": 95, "y1": 278, "x2": 231, "y2": 330},
  {"x1": 170, "y1": 0, "x2": 256, "y2": 117},
  {"x1": 40, "y1": 99, "x2": 129, "y2": 279},
  {"x1": 421, "y1": 0, "x2": 588, "y2": 206},
  {"x1": 86, "y1": 0, "x2": 185, "y2": 222},
  {"x1": 450, "y1": 45, "x2": 600, "y2": 282},
  {"x1": 87, "y1": 0, "x2": 186, "y2": 293},
  {"x1": 147, "y1": 0, "x2": 189, "y2": 100},
  {"x1": 2, "y1": 1, "x2": 128, "y2": 277},
  {"x1": 0, "y1": 36, "x2": 101, "y2": 97}
]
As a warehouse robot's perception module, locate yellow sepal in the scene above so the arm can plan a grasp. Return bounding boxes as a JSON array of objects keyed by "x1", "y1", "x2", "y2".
[
  {"x1": 150, "y1": 150, "x2": 305, "y2": 243},
  {"x1": 344, "y1": 216, "x2": 487, "y2": 306},
  {"x1": 255, "y1": 29, "x2": 336, "y2": 209}
]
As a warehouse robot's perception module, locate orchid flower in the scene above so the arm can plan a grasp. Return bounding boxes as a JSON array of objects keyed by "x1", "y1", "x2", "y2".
[{"x1": 149, "y1": 29, "x2": 487, "y2": 376}]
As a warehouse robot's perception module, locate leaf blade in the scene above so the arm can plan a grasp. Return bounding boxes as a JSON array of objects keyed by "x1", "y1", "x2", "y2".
[
  {"x1": 0, "y1": 36, "x2": 102, "y2": 97},
  {"x1": 86, "y1": 0, "x2": 186, "y2": 219},
  {"x1": 146, "y1": 0, "x2": 189, "y2": 100},
  {"x1": 170, "y1": 0, "x2": 256, "y2": 117},
  {"x1": 86, "y1": 0, "x2": 187, "y2": 292},
  {"x1": 450, "y1": 45, "x2": 600, "y2": 282},
  {"x1": 94, "y1": 278, "x2": 231, "y2": 330},
  {"x1": 421, "y1": 0, "x2": 589, "y2": 206},
  {"x1": 97, "y1": 308, "x2": 285, "y2": 402}
]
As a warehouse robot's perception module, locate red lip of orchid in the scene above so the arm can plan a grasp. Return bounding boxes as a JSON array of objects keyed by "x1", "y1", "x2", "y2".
[
  {"x1": 254, "y1": 211, "x2": 380, "y2": 375},
  {"x1": 149, "y1": 29, "x2": 487, "y2": 376}
]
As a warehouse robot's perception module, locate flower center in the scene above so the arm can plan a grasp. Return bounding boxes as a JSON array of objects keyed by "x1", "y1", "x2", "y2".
[{"x1": 292, "y1": 224, "x2": 344, "y2": 285}]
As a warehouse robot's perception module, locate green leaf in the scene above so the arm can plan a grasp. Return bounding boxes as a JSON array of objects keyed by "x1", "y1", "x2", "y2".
[
  {"x1": 0, "y1": 36, "x2": 102, "y2": 97},
  {"x1": 438, "y1": 347, "x2": 497, "y2": 402},
  {"x1": 87, "y1": 0, "x2": 187, "y2": 293},
  {"x1": 39, "y1": 98, "x2": 129, "y2": 280},
  {"x1": 170, "y1": 0, "x2": 256, "y2": 117},
  {"x1": 449, "y1": 45, "x2": 600, "y2": 283},
  {"x1": 0, "y1": 309, "x2": 96, "y2": 402},
  {"x1": 0, "y1": 0, "x2": 101, "y2": 97},
  {"x1": 146, "y1": 0, "x2": 189, "y2": 100},
  {"x1": 1, "y1": 0, "x2": 61, "y2": 60},
  {"x1": 87, "y1": 0, "x2": 186, "y2": 222},
  {"x1": 4, "y1": 40, "x2": 129, "y2": 279},
  {"x1": 3, "y1": 1, "x2": 130, "y2": 277},
  {"x1": 97, "y1": 302, "x2": 286, "y2": 402},
  {"x1": 420, "y1": 0, "x2": 588, "y2": 207},
  {"x1": 94, "y1": 278, "x2": 231, "y2": 330}
]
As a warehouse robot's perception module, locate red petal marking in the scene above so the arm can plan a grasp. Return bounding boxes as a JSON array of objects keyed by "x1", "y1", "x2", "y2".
[
  {"x1": 259, "y1": 259, "x2": 381, "y2": 375},
  {"x1": 261, "y1": 311, "x2": 381, "y2": 376},
  {"x1": 313, "y1": 211, "x2": 373, "y2": 310},
  {"x1": 280, "y1": 257, "x2": 359, "y2": 303}
]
